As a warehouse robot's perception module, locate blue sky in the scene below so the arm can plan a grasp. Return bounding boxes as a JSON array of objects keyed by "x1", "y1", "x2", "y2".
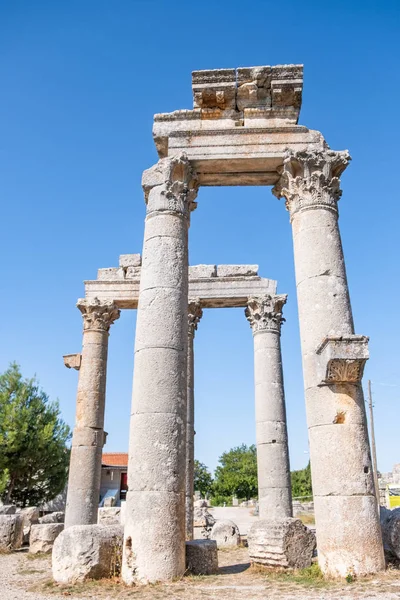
[{"x1": 0, "y1": 0, "x2": 399, "y2": 474}]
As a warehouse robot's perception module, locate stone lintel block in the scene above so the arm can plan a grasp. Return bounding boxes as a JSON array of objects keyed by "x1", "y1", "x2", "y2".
[
  {"x1": 217, "y1": 264, "x2": 258, "y2": 277},
  {"x1": 119, "y1": 254, "x2": 141, "y2": 268},
  {"x1": 192, "y1": 69, "x2": 236, "y2": 110},
  {"x1": 63, "y1": 354, "x2": 82, "y2": 371},
  {"x1": 316, "y1": 335, "x2": 369, "y2": 385},
  {"x1": 97, "y1": 268, "x2": 125, "y2": 281},
  {"x1": 189, "y1": 264, "x2": 217, "y2": 279}
]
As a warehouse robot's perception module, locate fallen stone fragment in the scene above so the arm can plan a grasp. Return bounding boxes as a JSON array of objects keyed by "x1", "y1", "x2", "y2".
[
  {"x1": 0, "y1": 505, "x2": 16, "y2": 515},
  {"x1": 29, "y1": 523, "x2": 64, "y2": 554},
  {"x1": 380, "y1": 506, "x2": 400, "y2": 562},
  {"x1": 210, "y1": 519, "x2": 241, "y2": 548},
  {"x1": 248, "y1": 518, "x2": 316, "y2": 568},
  {"x1": 52, "y1": 524, "x2": 123, "y2": 583},
  {"x1": 20, "y1": 506, "x2": 39, "y2": 545},
  {"x1": 39, "y1": 511, "x2": 64, "y2": 524},
  {"x1": 0, "y1": 514, "x2": 24, "y2": 551},
  {"x1": 98, "y1": 507, "x2": 121, "y2": 526},
  {"x1": 186, "y1": 539, "x2": 218, "y2": 575}
]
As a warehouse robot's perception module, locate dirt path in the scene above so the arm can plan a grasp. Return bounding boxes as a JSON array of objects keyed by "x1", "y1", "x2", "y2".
[{"x1": 2, "y1": 548, "x2": 400, "y2": 600}]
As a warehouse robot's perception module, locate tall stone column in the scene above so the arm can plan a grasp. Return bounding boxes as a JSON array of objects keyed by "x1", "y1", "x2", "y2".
[
  {"x1": 273, "y1": 149, "x2": 384, "y2": 576},
  {"x1": 65, "y1": 298, "x2": 120, "y2": 529},
  {"x1": 122, "y1": 154, "x2": 198, "y2": 585},
  {"x1": 245, "y1": 294, "x2": 292, "y2": 519},
  {"x1": 186, "y1": 299, "x2": 203, "y2": 540}
]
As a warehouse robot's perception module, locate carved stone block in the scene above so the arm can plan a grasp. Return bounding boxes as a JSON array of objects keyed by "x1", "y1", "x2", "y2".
[
  {"x1": 63, "y1": 354, "x2": 82, "y2": 371},
  {"x1": 192, "y1": 68, "x2": 236, "y2": 111},
  {"x1": 119, "y1": 254, "x2": 141, "y2": 268},
  {"x1": 316, "y1": 335, "x2": 369, "y2": 385}
]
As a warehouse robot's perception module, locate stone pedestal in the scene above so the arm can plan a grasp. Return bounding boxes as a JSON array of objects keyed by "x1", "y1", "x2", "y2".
[
  {"x1": 186, "y1": 300, "x2": 203, "y2": 541},
  {"x1": 246, "y1": 294, "x2": 292, "y2": 519},
  {"x1": 273, "y1": 149, "x2": 385, "y2": 576},
  {"x1": 122, "y1": 154, "x2": 198, "y2": 585},
  {"x1": 64, "y1": 298, "x2": 120, "y2": 529}
]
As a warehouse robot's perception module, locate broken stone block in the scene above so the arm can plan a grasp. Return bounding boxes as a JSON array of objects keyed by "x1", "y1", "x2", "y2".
[
  {"x1": 29, "y1": 523, "x2": 64, "y2": 554},
  {"x1": 52, "y1": 524, "x2": 123, "y2": 583},
  {"x1": 210, "y1": 519, "x2": 240, "y2": 548},
  {"x1": 189, "y1": 265, "x2": 217, "y2": 279},
  {"x1": 186, "y1": 539, "x2": 218, "y2": 575},
  {"x1": 380, "y1": 506, "x2": 400, "y2": 562},
  {"x1": 20, "y1": 506, "x2": 39, "y2": 545},
  {"x1": 0, "y1": 514, "x2": 24, "y2": 551},
  {"x1": 39, "y1": 511, "x2": 64, "y2": 524},
  {"x1": 98, "y1": 507, "x2": 121, "y2": 526},
  {"x1": 217, "y1": 265, "x2": 258, "y2": 277},
  {"x1": 97, "y1": 267, "x2": 125, "y2": 281},
  {"x1": 0, "y1": 505, "x2": 16, "y2": 515},
  {"x1": 193, "y1": 506, "x2": 215, "y2": 528},
  {"x1": 248, "y1": 518, "x2": 316, "y2": 568},
  {"x1": 63, "y1": 354, "x2": 82, "y2": 370},
  {"x1": 119, "y1": 254, "x2": 141, "y2": 268}
]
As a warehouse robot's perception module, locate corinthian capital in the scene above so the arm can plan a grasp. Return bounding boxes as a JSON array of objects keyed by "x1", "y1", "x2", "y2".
[
  {"x1": 77, "y1": 298, "x2": 120, "y2": 332},
  {"x1": 272, "y1": 149, "x2": 351, "y2": 221},
  {"x1": 142, "y1": 153, "x2": 198, "y2": 218},
  {"x1": 245, "y1": 294, "x2": 287, "y2": 334},
  {"x1": 188, "y1": 299, "x2": 203, "y2": 338}
]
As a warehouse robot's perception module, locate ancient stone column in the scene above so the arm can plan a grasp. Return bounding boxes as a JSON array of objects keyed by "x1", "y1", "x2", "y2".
[
  {"x1": 64, "y1": 298, "x2": 120, "y2": 529},
  {"x1": 186, "y1": 299, "x2": 203, "y2": 541},
  {"x1": 245, "y1": 294, "x2": 292, "y2": 520},
  {"x1": 273, "y1": 149, "x2": 384, "y2": 576},
  {"x1": 122, "y1": 154, "x2": 198, "y2": 585}
]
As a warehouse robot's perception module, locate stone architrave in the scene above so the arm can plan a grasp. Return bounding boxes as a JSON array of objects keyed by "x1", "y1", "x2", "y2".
[
  {"x1": 273, "y1": 149, "x2": 385, "y2": 576},
  {"x1": 186, "y1": 299, "x2": 203, "y2": 541},
  {"x1": 245, "y1": 294, "x2": 292, "y2": 519},
  {"x1": 64, "y1": 298, "x2": 120, "y2": 529},
  {"x1": 122, "y1": 153, "x2": 198, "y2": 585}
]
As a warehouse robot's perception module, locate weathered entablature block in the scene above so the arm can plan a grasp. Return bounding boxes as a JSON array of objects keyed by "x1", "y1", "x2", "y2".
[
  {"x1": 86, "y1": 257, "x2": 273, "y2": 308},
  {"x1": 316, "y1": 335, "x2": 369, "y2": 385},
  {"x1": 152, "y1": 64, "x2": 319, "y2": 187}
]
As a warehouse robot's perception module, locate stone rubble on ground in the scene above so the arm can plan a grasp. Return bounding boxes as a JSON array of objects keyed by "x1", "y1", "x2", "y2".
[
  {"x1": 185, "y1": 539, "x2": 218, "y2": 575},
  {"x1": 248, "y1": 518, "x2": 316, "y2": 568},
  {"x1": 52, "y1": 524, "x2": 123, "y2": 583},
  {"x1": 29, "y1": 523, "x2": 64, "y2": 554},
  {"x1": 0, "y1": 514, "x2": 24, "y2": 551},
  {"x1": 19, "y1": 506, "x2": 39, "y2": 545},
  {"x1": 210, "y1": 519, "x2": 241, "y2": 548},
  {"x1": 98, "y1": 507, "x2": 121, "y2": 525},
  {"x1": 380, "y1": 506, "x2": 400, "y2": 562},
  {"x1": 0, "y1": 505, "x2": 16, "y2": 515},
  {"x1": 39, "y1": 511, "x2": 65, "y2": 524}
]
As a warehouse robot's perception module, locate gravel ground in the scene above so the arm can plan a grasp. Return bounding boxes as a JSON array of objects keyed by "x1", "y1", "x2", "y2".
[{"x1": 2, "y1": 547, "x2": 400, "y2": 600}]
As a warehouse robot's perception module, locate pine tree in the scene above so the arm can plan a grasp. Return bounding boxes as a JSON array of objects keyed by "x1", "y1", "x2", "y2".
[{"x1": 0, "y1": 363, "x2": 71, "y2": 507}]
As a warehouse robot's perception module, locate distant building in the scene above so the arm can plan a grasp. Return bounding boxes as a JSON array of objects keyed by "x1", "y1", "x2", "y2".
[{"x1": 100, "y1": 453, "x2": 128, "y2": 507}]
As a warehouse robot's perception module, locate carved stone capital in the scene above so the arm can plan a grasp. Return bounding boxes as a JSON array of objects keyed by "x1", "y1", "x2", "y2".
[
  {"x1": 188, "y1": 299, "x2": 203, "y2": 338},
  {"x1": 245, "y1": 294, "x2": 287, "y2": 334},
  {"x1": 316, "y1": 335, "x2": 369, "y2": 385},
  {"x1": 272, "y1": 149, "x2": 351, "y2": 221},
  {"x1": 77, "y1": 298, "x2": 120, "y2": 332},
  {"x1": 142, "y1": 153, "x2": 198, "y2": 218}
]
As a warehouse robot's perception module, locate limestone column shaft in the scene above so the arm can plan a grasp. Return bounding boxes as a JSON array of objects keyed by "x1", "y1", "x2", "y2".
[
  {"x1": 122, "y1": 154, "x2": 198, "y2": 585},
  {"x1": 64, "y1": 298, "x2": 120, "y2": 529},
  {"x1": 273, "y1": 149, "x2": 384, "y2": 577},
  {"x1": 186, "y1": 300, "x2": 203, "y2": 540},
  {"x1": 245, "y1": 294, "x2": 292, "y2": 519}
]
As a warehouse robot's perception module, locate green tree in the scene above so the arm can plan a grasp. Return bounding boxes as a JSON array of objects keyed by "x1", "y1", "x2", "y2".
[
  {"x1": 213, "y1": 444, "x2": 258, "y2": 500},
  {"x1": 291, "y1": 461, "x2": 313, "y2": 498},
  {"x1": 0, "y1": 363, "x2": 71, "y2": 507},
  {"x1": 194, "y1": 460, "x2": 213, "y2": 497}
]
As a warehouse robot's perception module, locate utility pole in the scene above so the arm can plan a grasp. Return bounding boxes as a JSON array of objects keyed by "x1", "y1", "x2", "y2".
[{"x1": 368, "y1": 380, "x2": 380, "y2": 507}]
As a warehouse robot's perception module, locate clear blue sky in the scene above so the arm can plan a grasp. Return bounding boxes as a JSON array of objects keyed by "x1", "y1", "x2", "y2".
[{"x1": 1, "y1": 0, "x2": 399, "y2": 474}]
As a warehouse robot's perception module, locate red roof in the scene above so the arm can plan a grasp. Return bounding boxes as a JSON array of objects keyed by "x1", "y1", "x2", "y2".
[{"x1": 102, "y1": 453, "x2": 128, "y2": 467}]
